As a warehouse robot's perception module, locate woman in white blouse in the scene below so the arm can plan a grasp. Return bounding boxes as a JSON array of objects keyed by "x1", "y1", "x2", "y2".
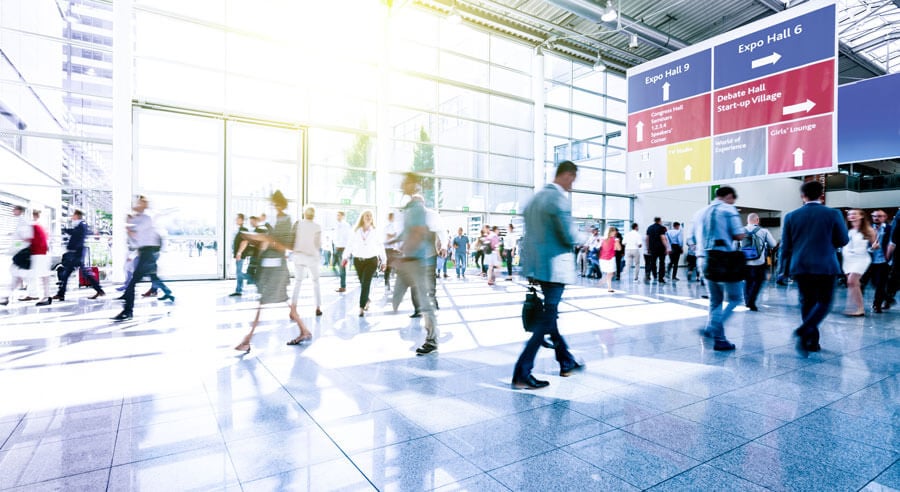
[
  {"x1": 342, "y1": 210, "x2": 386, "y2": 317},
  {"x1": 291, "y1": 204, "x2": 323, "y2": 321}
]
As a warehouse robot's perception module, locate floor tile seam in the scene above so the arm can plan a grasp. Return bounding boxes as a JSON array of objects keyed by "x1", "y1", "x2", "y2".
[
  {"x1": 0, "y1": 468, "x2": 109, "y2": 492},
  {"x1": 104, "y1": 395, "x2": 125, "y2": 492},
  {"x1": 256, "y1": 358, "x2": 379, "y2": 491},
  {"x1": 747, "y1": 428, "x2": 890, "y2": 478},
  {"x1": 0, "y1": 415, "x2": 26, "y2": 451},
  {"x1": 429, "y1": 429, "x2": 559, "y2": 472},
  {"x1": 551, "y1": 441, "x2": 657, "y2": 490},
  {"x1": 618, "y1": 416, "x2": 751, "y2": 463},
  {"x1": 110, "y1": 438, "x2": 227, "y2": 468},
  {"x1": 790, "y1": 407, "x2": 900, "y2": 454}
]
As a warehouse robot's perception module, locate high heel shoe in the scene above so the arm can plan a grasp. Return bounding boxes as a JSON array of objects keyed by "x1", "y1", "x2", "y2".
[
  {"x1": 842, "y1": 310, "x2": 865, "y2": 317},
  {"x1": 234, "y1": 336, "x2": 251, "y2": 353}
]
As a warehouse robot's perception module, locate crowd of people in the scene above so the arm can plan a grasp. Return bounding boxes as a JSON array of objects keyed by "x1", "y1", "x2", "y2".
[{"x1": 3, "y1": 164, "x2": 898, "y2": 389}]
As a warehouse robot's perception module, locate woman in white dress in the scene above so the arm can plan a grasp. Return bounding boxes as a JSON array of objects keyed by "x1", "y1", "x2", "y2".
[{"x1": 842, "y1": 209, "x2": 875, "y2": 316}]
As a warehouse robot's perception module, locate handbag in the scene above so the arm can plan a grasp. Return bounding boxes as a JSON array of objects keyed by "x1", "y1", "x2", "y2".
[
  {"x1": 521, "y1": 285, "x2": 543, "y2": 332},
  {"x1": 704, "y1": 249, "x2": 746, "y2": 282},
  {"x1": 12, "y1": 247, "x2": 31, "y2": 270}
]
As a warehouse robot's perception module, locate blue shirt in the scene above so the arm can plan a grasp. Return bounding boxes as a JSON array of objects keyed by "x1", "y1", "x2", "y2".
[
  {"x1": 871, "y1": 223, "x2": 887, "y2": 264},
  {"x1": 701, "y1": 200, "x2": 745, "y2": 251},
  {"x1": 452, "y1": 235, "x2": 469, "y2": 254},
  {"x1": 401, "y1": 199, "x2": 428, "y2": 259},
  {"x1": 666, "y1": 228, "x2": 683, "y2": 246}
]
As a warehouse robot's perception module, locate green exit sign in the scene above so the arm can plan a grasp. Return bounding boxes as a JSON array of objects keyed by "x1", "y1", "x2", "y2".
[
  {"x1": 508, "y1": 209, "x2": 516, "y2": 214},
  {"x1": 462, "y1": 206, "x2": 470, "y2": 212},
  {"x1": 341, "y1": 198, "x2": 351, "y2": 205},
  {"x1": 709, "y1": 185, "x2": 720, "y2": 202},
  {"x1": 587, "y1": 214, "x2": 593, "y2": 219}
]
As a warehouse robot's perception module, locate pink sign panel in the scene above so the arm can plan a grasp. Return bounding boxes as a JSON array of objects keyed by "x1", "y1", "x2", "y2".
[
  {"x1": 767, "y1": 114, "x2": 833, "y2": 174},
  {"x1": 713, "y1": 59, "x2": 834, "y2": 135},
  {"x1": 628, "y1": 94, "x2": 710, "y2": 152}
]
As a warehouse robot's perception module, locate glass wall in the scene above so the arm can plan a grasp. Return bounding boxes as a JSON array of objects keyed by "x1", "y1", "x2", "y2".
[
  {"x1": 2, "y1": 1, "x2": 634, "y2": 281},
  {"x1": 0, "y1": 0, "x2": 115, "y2": 281},
  {"x1": 544, "y1": 53, "x2": 630, "y2": 240}
]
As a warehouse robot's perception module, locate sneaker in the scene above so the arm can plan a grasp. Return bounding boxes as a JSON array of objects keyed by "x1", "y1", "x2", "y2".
[
  {"x1": 112, "y1": 311, "x2": 133, "y2": 321},
  {"x1": 158, "y1": 294, "x2": 175, "y2": 302},
  {"x1": 415, "y1": 343, "x2": 438, "y2": 355}
]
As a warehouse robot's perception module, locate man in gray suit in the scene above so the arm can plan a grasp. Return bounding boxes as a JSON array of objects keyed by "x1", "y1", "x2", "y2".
[
  {"x1": 512, "y1": 161, "x2": 583, "y2": 389},
  {"x1": 780, "y1": 181, "x2": 848, "y2": 352}
]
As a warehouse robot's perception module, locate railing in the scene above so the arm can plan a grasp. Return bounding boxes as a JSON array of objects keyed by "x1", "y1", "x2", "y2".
[{"x1": 826, "y1": 173, "x2": 900, "y2": 192}]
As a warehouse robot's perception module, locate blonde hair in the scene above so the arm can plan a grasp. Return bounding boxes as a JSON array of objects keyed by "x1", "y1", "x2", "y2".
[
  {"x1": 848, "y1": 209, "x2": 875, "y2": 244},
  {"x1": 355, "y1": 209, "x2": 375, "y2": 231}
]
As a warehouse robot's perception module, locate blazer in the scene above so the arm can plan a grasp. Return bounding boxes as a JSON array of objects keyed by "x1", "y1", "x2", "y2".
[
  {"x1": 780, "y1": 201, "x2": 848, "y2": 276},
  {"x1": 520, "y1": 183, "x2": 577, "y2": 283},
  {"x1": 64, "y1": 221, "x2": 89, "y2": 253}
]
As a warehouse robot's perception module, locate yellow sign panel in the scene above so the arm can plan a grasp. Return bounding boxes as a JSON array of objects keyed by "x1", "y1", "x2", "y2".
[{"x1": 667, "y1": 139, "x2": 711, "y2": 186}]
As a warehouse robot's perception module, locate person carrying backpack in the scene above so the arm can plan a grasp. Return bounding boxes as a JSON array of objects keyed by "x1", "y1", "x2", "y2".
[{"x1": 740, "y1": 213, "x2": 777, "y2": 311}]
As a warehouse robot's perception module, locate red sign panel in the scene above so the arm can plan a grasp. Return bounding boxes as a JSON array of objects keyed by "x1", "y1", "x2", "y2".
[
  {"x1": 627, "y1": 94, "x2": 710, "y2": 152},
  {"x1": 767, "y1": 114, "x2": 833, "y2": 174},
  {"x1": 713, "y1": 59, "x2": 834, "y2": 135}
]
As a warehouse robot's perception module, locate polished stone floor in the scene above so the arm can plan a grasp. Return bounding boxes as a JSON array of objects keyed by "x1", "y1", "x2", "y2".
[{"x1": 1, "y1": 269, "x2": 898, "y2": 491}]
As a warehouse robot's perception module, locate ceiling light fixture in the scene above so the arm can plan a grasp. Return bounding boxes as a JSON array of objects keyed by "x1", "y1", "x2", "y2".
[
  {"x1": 629, "y1": 33, "x2": 639, "y2": 48},
  {"x1": 601, "y1": 2, "x2": 618, "y2": 22},
  {"x1": 447, "y1": 3, "x2": 462, "y2": 24},
  {"x1": 594, "y1": 55, "x2": 607, "y2": 72}
]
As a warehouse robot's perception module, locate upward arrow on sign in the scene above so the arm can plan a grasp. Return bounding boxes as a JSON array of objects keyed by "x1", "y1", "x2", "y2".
[
  {"x1": 635, "y1": 121, "x2": 645, "y2": 142},
  {"x1": 662, "y1": 82, "x2": 671, "y2": 101}
]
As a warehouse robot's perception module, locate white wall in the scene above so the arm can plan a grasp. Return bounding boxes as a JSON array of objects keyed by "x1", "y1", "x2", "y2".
[{"x1": 825, "y1": 189, "x2": 900, "y2": 210}]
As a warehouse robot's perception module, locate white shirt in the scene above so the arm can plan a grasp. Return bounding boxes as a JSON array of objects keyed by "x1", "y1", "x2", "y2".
[
  {"x1": 343, "y1": 227, "x2": 387, "y2": 262},
  {"x1": 293, "y1": 219, "x2": 321, "y2": 257},
  {"x1": 129, "y1": 212, "x2": 161, "y2": 248},
  {"x1": 333, "y1": 220, "x2": 351, "y2": 248},
  {"x1": 743, "y1": 223, "x2": 777, "y2": 267},
  {"x1": 14, "y1": 214, "x2": 34, "y2": 247},
  {"x1": 623, "y1": 230, "x2": 643, "y2": 251},
  {"x1": 383, "y1": 220, "x2": 400, "y2": 247}
]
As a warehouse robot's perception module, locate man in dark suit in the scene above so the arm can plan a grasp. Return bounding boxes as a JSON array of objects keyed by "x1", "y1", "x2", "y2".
[
  {"x1": 53, "y1": 210, "x2": 105, "y2": 301},
  {"x1": 780, "y1": 181, "x2": 847, "y2": 352},
  {"x1": 512, "y1": 161, "x2": 583, "y2": 389}
]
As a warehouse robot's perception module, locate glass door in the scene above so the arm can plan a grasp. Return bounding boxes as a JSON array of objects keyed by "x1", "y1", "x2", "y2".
[
  {"x1": 225, "y1": 121, "x2": 303, "y2": 279},
  {"x1": 134, "y1": 109, "x2": 224, "y2": 280}
]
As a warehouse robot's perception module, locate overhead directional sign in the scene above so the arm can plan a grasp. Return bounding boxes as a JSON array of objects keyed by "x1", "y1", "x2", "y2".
[{"x1": 625, "y1": 0, "x2": 837, "y2": 193}]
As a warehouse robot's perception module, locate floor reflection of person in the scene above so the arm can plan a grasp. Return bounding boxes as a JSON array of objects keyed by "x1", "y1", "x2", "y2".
[{"x1": 235, "y1": 190, "x2": 312, "y2": 353}]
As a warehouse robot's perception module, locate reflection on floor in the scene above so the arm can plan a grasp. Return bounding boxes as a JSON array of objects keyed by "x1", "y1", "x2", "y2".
[{"x1": 0, "y1": 272, "x2": 898, "y2": 491}]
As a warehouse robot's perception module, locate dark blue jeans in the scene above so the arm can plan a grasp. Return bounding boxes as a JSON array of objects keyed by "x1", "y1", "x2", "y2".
[
  {"x1": 123, "y1": 247, "x2": 171, "y2": 313},
  {"x1": 513, "y1": 281, "x2": 576, "y2": 381}
]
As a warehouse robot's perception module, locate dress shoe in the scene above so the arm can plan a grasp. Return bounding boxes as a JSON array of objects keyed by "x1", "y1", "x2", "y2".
[
  {"x1": 0, "y1": 298, "x2": 8, "y2": 306},
  {"x1": 89, "y1": 291, "x2": 105, "y2": 300},
  {"x1": 158, "y1": 294, "x2": 175, "y2": 302},
  {"x1": 19, "y1": 296, "x2": 38, "y2": 301},
  {"x1": 228, "y1": 292, "x2": 242, "y2": 297},
  {"x1": 115, "y1": 294, "x2": 126, "y2": 300},
  {"x1": 335, "y1": 287, "x2": 346, "y2": 293},
  {"x1": 713, "y1": 340, "x2": 736, "y2": 351},
  {"x1": 316, "y1": 308, "x2": 323, "y2": 316},
  {"x1": 409, "y1": 311, "x2": 421, "y2": 318},
  {"x1": 141, "y1": 290, "x2": 158, "y2": 297},
  {"x1": 560, "y1": 362, "x2": 585, "y2": 377},
  {"x1": 746, "y1": 305, "x2": 758, "y2": 312},
  {"x1": 511, "y1": 375, "x2": 550, "y2": 390},
  {"x1": 36, "y1": 298, "x2": 52, "y2": 306},
  {"x1": 415, "y1": 342, "x2": 437, "y2": 355},
  {"x1": 112, "y1": 311, "x2": 133, "y2": 321},
  {"x1": 52, "y1": 294, "x2": 65, "y2": 301},
  {"x1": 873, "y1": 305, "x2": 883, "y2": 314},
  {"x1": 672, "y1": 277, "x2": 680, "y2": 281}
]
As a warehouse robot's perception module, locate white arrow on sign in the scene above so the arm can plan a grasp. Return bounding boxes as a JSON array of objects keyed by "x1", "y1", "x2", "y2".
[
  {"x1": 751, "y1": 52, "x2": 782, "y2": 69},
  {"x1": 662, "y1": 82, "x2": 671, "y2": 101},
  {"x1": 635, "y1": 121, "x2": 645, "y2": 142},
  {"x1": 782, "y1": 99, "x2": 816, "y2": 115},
  {"x1": 793, "y1": 148, "x2": 805, "y2": 167},
  {"x1": 684, "y1": 164, "x2": 693, "y2": 181},
  {"x1": 734, "y1": 157, "x2": 743, "y2": 175}
]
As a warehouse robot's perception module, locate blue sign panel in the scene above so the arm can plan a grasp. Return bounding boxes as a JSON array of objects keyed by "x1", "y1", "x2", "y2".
[
  {"x1": 712, "y1": 128, "x2": 766, "y2": 180},
  {"x1": 714, "y1": 4, "x2": 835, "y2": 89},
  {"x1": 838, "y1": 73, "x2": 900, "y2": 163},
  {"x1": 628, "y1": 49, "x2": 711, "y2": 113}
]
